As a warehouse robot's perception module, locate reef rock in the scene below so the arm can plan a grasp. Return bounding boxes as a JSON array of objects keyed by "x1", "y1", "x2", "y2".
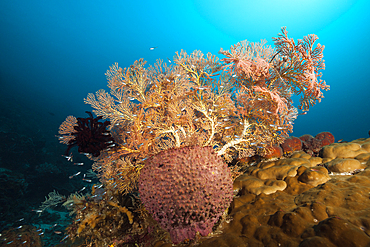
[
  {"x1": 153, "y1": 138, "x2": 370, "y2": 247},
  {"x1": 326, "y1": 158, "x2": 366, "y2": 173},
  {"x1": 233, "y1": 174, "x2": 287, "y2": 196}
]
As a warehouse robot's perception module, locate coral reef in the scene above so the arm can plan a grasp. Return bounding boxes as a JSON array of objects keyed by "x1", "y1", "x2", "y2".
[
  {"x1": 62, "y1": 185, "x2": 166, "y2": 246},
  {"x1": 148, "y1": 137, "x2": 370, "y2": 247},
  {"x1": 277, "y1": 132, "x2": 334, "y2": 158},
  {"x1": 56, "y1": 27, "x2": 328, "y2": 245},
  {"x1": 0, "y1": 225, "x2": 42, "y2": 247},
  {"x1": 300, "y1": 132, "x2": 335, "y2": 156},
  {"x1": 263, "y1": 145, "x2": 283, "y2": 159},
  {"x1": 280, "y1": 136, "x2": 303, "y2": 155}
]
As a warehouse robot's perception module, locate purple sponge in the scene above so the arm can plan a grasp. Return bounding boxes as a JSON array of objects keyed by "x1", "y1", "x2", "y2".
[{"x1": 138, "y1": 146, "x2": 233, "y2": 244}]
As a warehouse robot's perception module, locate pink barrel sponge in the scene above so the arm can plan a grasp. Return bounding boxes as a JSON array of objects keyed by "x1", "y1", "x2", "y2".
[{"x1": 138, "y1": 146, "x2": 233, "y2": 244}]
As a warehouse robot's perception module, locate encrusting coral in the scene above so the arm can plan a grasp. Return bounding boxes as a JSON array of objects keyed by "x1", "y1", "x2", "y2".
[{"x1": 56, "y1": 27, "x2": 328, "y2": 246}]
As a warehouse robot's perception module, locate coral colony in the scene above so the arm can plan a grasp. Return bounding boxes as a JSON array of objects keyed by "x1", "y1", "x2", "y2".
[{"x1": 54, "y1": 27, "x2": 328, "y2": 245}]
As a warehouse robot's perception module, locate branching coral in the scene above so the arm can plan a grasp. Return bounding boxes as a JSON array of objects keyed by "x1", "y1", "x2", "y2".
[
  {"x1": 57, "y1": 27, "x2": 328, "y2": 245},
  {"x1": 272, "y1": 27, "x2": 328, "y2": 110}
]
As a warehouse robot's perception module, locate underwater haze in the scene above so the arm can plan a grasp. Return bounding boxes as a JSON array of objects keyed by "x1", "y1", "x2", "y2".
[
  {"x1": 1, "y1": 0, "x2": 369, "y2": 141},
  {"x1": 1, "y1": 0, "x2": 370, "y2": 245}
]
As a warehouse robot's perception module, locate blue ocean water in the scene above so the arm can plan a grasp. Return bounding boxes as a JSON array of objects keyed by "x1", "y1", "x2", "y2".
[{"x1": 0, "y1": 0, "x2": 369, "y2": 245}]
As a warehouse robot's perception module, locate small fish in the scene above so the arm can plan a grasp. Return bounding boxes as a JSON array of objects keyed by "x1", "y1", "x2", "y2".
[
  {"x1": 232, "y1": 74, "x2": 237, "y2": 78},
  {"x1": 82, "y1": 179, "x2": 92, "y2": 183},
  {"x1": 62, "y1": 154, "x2": 73, "y2": 162},
  {"x1": 257, "y1": 98, "x2": 263, "y2": 101},
  {"x1": 32, "y1": 209, "x2": 43, "y2": 213},
  {"x1": 69, "y1": 171, "x2": 81, "y2": 179},
  {"x1": 298, "y1": 112, "x2": 307, "y2": 115},
  {"x1": 224, "y1": 126, "x2": 232, "y2": 130},
  {"x1": 60, "y1": 234, "x2": 70, "y2": 242},
  {"x1": 167, "y1": 57, "x2": 172, "y2": 63},
  {"x1": 74, "y1": 162, "x2": 84, "y2": 166},
  {"x1": 266, "y1": 111, "x2": 272, "y2": 114},
  {"x1": 78, "y1": 187, "x2": 86, "y2": 192},
  {"x1": 337, "y1": 139, "x2": 343, "y2": 143},
  {"x1": 149, "y1": 46, "x2": 158, "y2": 50},
  {"x1": 54, "y1": 231, "x2": 62, "y2": 235},
  {"x1": 16, "y1": 225, "x2": 23, "y2": 229}
]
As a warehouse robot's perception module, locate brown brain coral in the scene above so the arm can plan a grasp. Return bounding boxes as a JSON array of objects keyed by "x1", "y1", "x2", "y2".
[{"x1": 138, "y1": 146, "x2": 233, "y2": 244}]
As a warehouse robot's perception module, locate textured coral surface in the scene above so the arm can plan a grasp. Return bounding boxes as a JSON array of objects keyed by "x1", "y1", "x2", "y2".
[
  {"x1": 138, "y1": 146, "x2": 233, "y2": 244},
  {"x1": 152, "y1": 137, "x2": 370, "y2": 247}
]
